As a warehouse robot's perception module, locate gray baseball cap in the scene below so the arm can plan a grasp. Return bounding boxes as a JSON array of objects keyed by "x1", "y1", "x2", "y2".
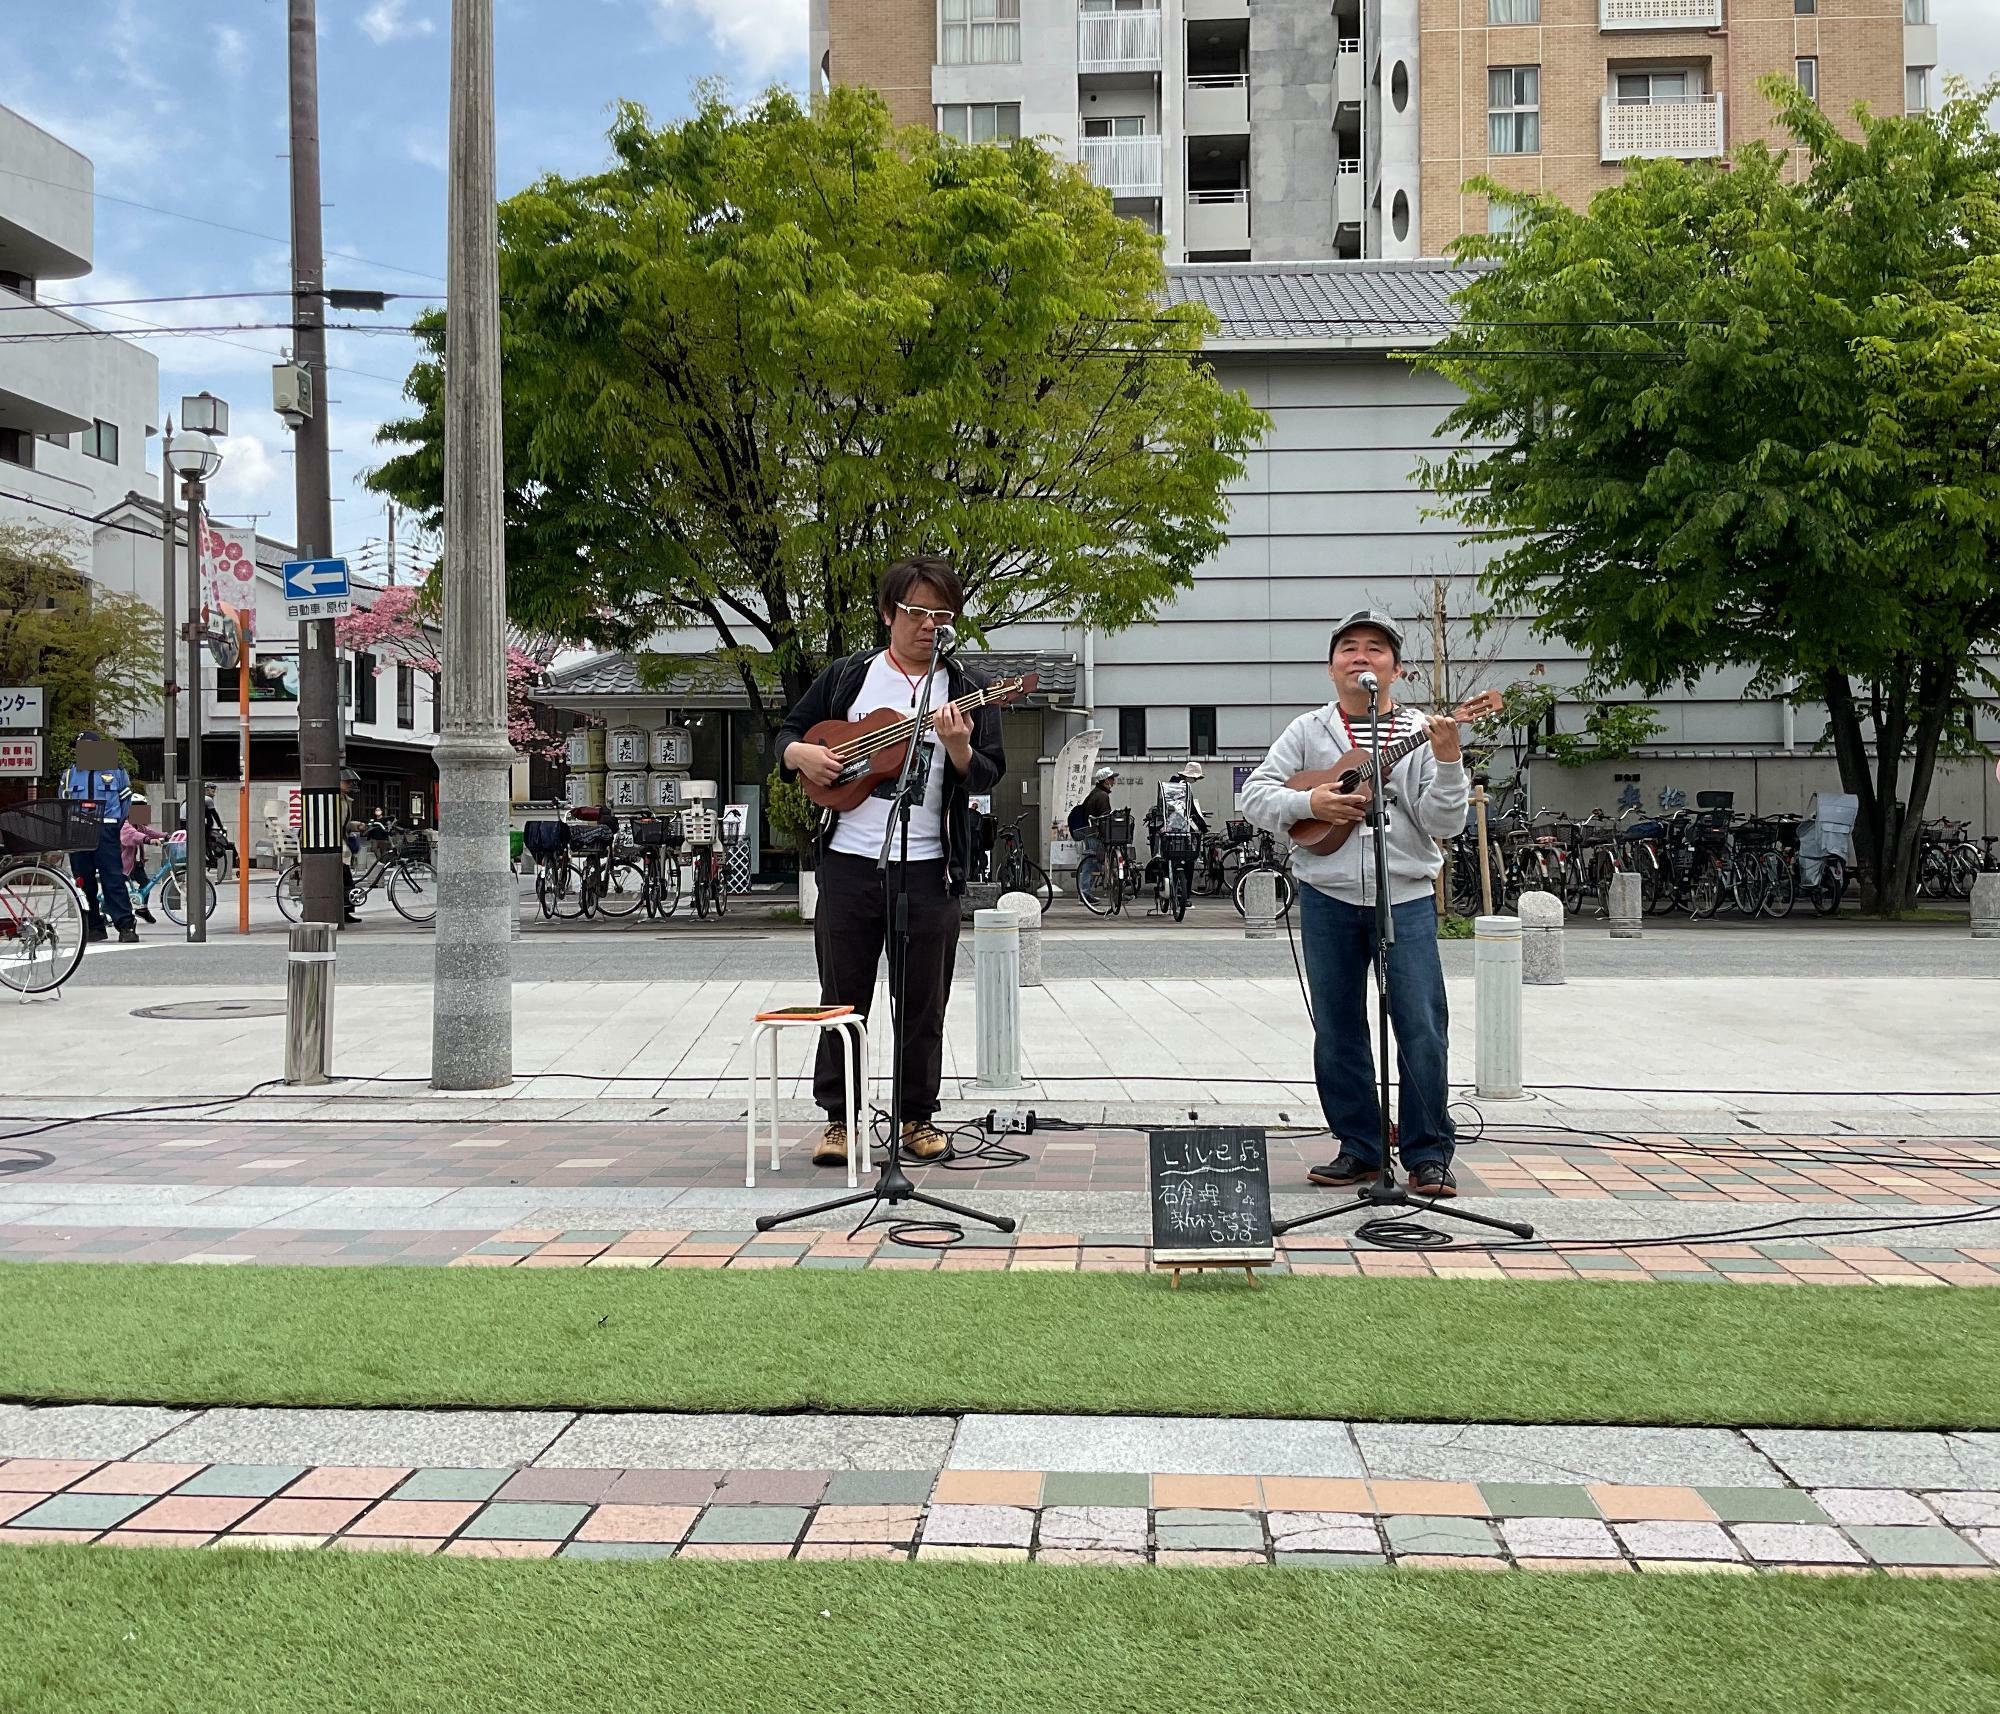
[{"x1": 1328, "y1": 608, "x2": 1405, "y2": 660}]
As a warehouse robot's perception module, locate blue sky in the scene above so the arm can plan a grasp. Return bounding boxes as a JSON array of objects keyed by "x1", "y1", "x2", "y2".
[{"x1": 0, "y1": 0, "x2": 808, "y2": 568}]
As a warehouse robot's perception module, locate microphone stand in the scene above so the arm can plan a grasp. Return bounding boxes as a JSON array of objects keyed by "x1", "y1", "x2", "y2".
[
  {"x1": 1274, "y1": 677, "x2": 1533, "y2": 1244},
  {"x1": 758, "y1": 633, "x2": 1014, "y2": 1239}
]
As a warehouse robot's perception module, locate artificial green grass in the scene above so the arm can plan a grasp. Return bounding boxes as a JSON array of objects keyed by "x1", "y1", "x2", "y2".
[
  {"x1": 4, "y1": 1265, "x2": 1994, "y2": 1428},
  {"x1": 2, "y1": 1547, "x2": 1995, "y2": 1714}
]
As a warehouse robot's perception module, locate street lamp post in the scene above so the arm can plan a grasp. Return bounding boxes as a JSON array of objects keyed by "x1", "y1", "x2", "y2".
[
  {"x1": 166, "y1": 419, "x2": 223, "y2": 945},
  {"x1": 432, "y1": 0, "x2": 514, "y2": 1088}
]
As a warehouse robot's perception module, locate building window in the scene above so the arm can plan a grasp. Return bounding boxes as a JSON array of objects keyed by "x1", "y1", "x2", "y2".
[
  {"x1": 939, "y1": 0, "x2": 1020, "y2": 66},
  {"x1": 354, "y1": 652, "x2": 378, "y2": 724},
  {"x1": 1189, "y1": 707, "x2": 1217, "y2": 758},
  {"x1": 937, "y1": 102, "x2": 1021, "y2": 143},
  {"x1": 1118, "y1": 707, "x2": 1148, "y2": 757},
  {"x1": 396, "y1": 662, "x2": 415, "y2": 730},
  {"x1": 1488, "y1": 66, "x2": 1540, "y2": 154},
  {"x1": 1794, "y1": 0, "x2": 1815, "y2": 13},
  {"x1": 0, "y1": 270, "x2": 33, "y2": 299},
  {"x1": 36, "y1": 431, "x2": 70, "y2": 449},
  {"x1": 1907, "y1": 66, "x2": 1931, "y2": 112},
  {"x1": 1615, "y1": 70, "x2": 1690, "y2": 106},
  {"x1": 0, "y1": 427, "x2": 31, "y2": 469},
  {"x1": 1489, "y1": 201, "x2": 1520, "y2": 235},
  {"x1": 1083, "y1": 115, "x2": 1148, "y2": 138},
  {"x1": 1904, "y1": 0, "x2": 1928, "y2": 19},
  {"x1": 1488, "y1": 0, "x2": 1539, "y2": 20},
  {"x1": 1795, "y1": 57, "x2": 1818, "y2": 102},
  {"x1": 80, "y1": 418, "x2": 119, "y2": 463}
]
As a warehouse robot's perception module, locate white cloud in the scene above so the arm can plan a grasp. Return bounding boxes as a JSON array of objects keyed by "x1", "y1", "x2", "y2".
[
  {"x1": 212, "y1": 25, "x2": 249, "y2": 81},
  {"x1": 203, "y1": 427, "x2": 291, "y2": 527},
  {"x1": 403, "y1": 128, "x2": 448, "y2": 172},
  {"x1": 652, "y1": 0, "x2": 805, "y2": 82},
  {"x1": 359, "y1": 0, "x2": 437, "y2": 46}
]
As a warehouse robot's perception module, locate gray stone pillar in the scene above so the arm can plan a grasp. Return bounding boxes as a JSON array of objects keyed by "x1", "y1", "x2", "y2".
[
  {"x1": 1973, "y1": 872, "x2": 2000, "y2": 940},
  {"x1": 284, "y1": 921, "x2": 336, "y2": 1085},
  {"x1": 1474, "y1": 914, "x2": 1523, "y2": 1100},
  {"x1": 1608, "y1": 871, "x2": 1643, "y2": 939},
  {"x1": 432, "y1": 0, "x2": 514, "y2": 1090},
  {"x1": 997, "y1": 890, "x2": 1043, "y2": 986},
  {"x1": 972, "y1": 909, "x2": 1028, "y2": 1091},
  {"x1": 1242, "y1": 869, "x2": 1278, "y2": 940},
  {"x1": 1518, "y1": 889, "x2": 1567, "y2": 985}
]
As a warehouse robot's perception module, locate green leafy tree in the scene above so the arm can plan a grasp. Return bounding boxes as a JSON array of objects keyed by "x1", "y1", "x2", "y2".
[
  {"x1": 0, "y1": 523, "x2": 159, "y2": 786},
  {"x1": 368, "y1": 85, "x2": 1266, "y2": 731},
  {"x1": 1419, "y1": 78, "x2": 2000, "y2": 914}
]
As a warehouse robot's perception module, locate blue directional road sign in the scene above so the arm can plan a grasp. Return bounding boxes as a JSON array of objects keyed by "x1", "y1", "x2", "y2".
[{"x1": 282, "y1": 557, "x2": 352, "y2": 620}]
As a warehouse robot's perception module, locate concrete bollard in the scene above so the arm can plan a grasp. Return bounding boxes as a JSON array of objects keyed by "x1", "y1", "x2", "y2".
[
  {"x1": 997, "y1": 890, "x2": 1044, "y2": 986},
  {"x1": 1242, "y1": 869, "x2": 1279, "y2": 940},
  {"x1": 1608, "y1": 872, "x2": 1643, "y2": 940},
  {"x1": 972, "y1": 908, "x2": 1028, "y2": 1091},
  {"x1": 284, "y1": 921, "x2": 337, "y2": 1086},
  {"x1": 1517, "y1": 889, "x2": 1567, "y2": 984},
  {"x1": 1974, "y1": 872, "x2": 2000, "y2": 941},
  {"x1": 1473, "y1": 914, "x2": 1523, "y2": 1100}
]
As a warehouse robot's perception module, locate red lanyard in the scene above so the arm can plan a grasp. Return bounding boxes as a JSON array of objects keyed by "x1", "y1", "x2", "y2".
[
  {"x1": 1339, "y1": 709, "x2": 1399, "y2": 750},
  {"x1": 886, "y1": 650, "x2": 930, "y2": 701}
]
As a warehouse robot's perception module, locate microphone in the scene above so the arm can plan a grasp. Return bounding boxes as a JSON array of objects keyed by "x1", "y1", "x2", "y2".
[
  {"x1": 1357, "y1": 669, "x2": 1380, "y2": 694},
  {"x1": 932, "y1": 623, "x2": 960, "y2": 657}
]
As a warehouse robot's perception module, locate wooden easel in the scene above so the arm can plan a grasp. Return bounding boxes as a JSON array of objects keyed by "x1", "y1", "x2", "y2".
[{"x1": 1161, "y1": 1256, "x2": 1270, "y2": 1288}]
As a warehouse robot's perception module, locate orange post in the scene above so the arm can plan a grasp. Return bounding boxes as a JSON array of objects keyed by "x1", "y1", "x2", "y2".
[{"x1": 238, "y1": 617, "x2": 251, "y2": 936}]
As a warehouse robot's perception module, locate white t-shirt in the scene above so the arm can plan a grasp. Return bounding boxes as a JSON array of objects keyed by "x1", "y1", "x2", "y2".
[{"x1": 828, "y1": 652, "x2": 951, "y2": 862}]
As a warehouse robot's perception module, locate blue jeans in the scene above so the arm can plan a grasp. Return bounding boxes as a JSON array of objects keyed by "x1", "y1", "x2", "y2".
[
  {"x1": 70, "y1": 822, "x2": 133, "y2": 930},
  {"x1": 1297, "y1": 886, "x2": 1453, "y2": 1169}
]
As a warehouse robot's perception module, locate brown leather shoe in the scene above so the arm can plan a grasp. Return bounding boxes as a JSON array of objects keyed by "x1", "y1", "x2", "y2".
[
  {"x1": 900, "y1": 1120, "x2": 949, "y2": 1162},
  {"x1": 813, "y1": 1121, "x2": 849, "y2": 1167}
]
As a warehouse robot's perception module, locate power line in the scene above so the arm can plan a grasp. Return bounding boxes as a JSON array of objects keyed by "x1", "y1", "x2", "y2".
[
  {"x1": 0, "y1": 289, "x2": 444, "y2": 315},
  {"x1": 0, "y1": 321, "x2": 427, "y2": 344},
  {"x1": 0, "y1": 163, "x2": 447, "y2": 285}
]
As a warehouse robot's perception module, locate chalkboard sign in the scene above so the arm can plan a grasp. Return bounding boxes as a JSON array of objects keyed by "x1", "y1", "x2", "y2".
[{"x1": 1148, "y1": 1126, "x2": 1275, "y2": 1271}]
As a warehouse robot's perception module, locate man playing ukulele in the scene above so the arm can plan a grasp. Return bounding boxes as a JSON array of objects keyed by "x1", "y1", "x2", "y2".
[
  {"x1": 777, "y1": 557, "x2": 1007, "y2": 1168},
  {"x1": 1239, "y1": 610, "x2": 1471, "y2": 1197}
]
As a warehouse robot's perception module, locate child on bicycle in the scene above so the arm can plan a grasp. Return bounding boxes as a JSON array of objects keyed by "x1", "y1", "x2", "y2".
[{"x1": 119, "y1": 798, "x2": 169, "y2": 924}]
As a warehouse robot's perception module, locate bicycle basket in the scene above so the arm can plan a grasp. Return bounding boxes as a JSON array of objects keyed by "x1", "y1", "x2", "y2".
[
  {"x1": 0, "y1": 799, "x2": 102, "y2": 857},
  {"x1": 631, "y1": 815, "x2": 684, "y2": 851},
  {"x1": 394, "y1": 831, "x2": 432, "y2": 862},
  {"x1": 681, "y1": 806, "x2": 717, "y2": 846},
  {"x1": 522, "y1": 819, "x2": 568, "y2": 858},
  {"x1": 571, "y1": 822, "x2": 615, "y2": 853},
  {"x1": 1225, "y1": 817, "x2": 1252, "y2": 847},
  {"x1": 1161, "y1": 830, "x2": 1196, "y2": 859},
  {"x1": 1104, "y1": 808, "x2": 1134, "y2": 846}
]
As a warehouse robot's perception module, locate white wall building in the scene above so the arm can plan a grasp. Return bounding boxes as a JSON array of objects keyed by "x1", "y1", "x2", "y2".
[{"x1": 0, "y1": 104, "x2": 158, "y2": 558}]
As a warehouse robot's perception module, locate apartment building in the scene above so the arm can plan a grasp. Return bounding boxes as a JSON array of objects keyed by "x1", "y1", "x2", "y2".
[{"x1": 812, "y1": 0, "x2": 1938, "y2": 261}]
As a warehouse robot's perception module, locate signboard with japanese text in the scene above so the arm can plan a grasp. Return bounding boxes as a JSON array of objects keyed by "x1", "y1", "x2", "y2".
[
  {"x1": 282, "y1": 557, "x2": 352, "y2": 622},
  {"x1": 1147, "y1": 1126, "x2": 1275, "y2": 1270},
  {"x1": 0, "y1": 736, "x2": 43, "y2": 776},
  {"x1": 0, "y1": 687, "x2": 43, "y2": 731}
]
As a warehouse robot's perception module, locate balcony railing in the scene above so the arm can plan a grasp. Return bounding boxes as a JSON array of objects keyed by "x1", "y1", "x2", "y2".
[
  {"x1": 1600, "y1": 0, "x2": 1721, "y2": 26},
  {"x1": 1601, "y1": 94, "x2": 1724, "y2": 161},
  {"x1": 1079, "y1": 9, "x2": 1162, "y2": 73},
  {"x1": 1080, "y1": 134, "x2": 1164, "y2": 197}
]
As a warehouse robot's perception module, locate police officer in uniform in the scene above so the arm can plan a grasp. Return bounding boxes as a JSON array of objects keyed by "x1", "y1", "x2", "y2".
[{"x1": 59, "y1": 731, "x2": 139, "y2": 943}]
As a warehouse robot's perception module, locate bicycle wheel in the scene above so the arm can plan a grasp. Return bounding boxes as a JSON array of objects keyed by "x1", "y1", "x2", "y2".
[
  {"x1": 712, "y1": 864, "x2": 729, "y2": 917},
  {"x1": 1761, "y1": 852, "x2": 1797, "y2": 919},
  {"x1": 1730, "y1": 855, "x2": 1766, "y2": 917},
  {"x1": 159, "y1": 868, "x2": 218, "y2": 926},
  {"x1": 388, "y1": 860, "x2": 439, "y2": 924},
  {"x1": 1017, "y1": 861, "x2": 1053, "y2": 914},
  {"x1": 1076, "y1": 855, "x2": 1109, "y2": 917},
  {"x1": 549, "y1": 857, "x2": 589, "y2": 920},
  {"x1": 1949, "y1": 845, "x2": 1981, "y2": 900},
  {"x1": 692, "y1": 862, "x2": 711, "y2": 920},
  {"x1": 536, "y1": 862, "x2": 558, "y2": 920},
  {"x1": 1690, "y1": 860, "x2": 1723, "y2": 920},
  {"x1": 1590, "y1": 847, "x2": 1618, "y2": 913},
  {"x1": 0, "y1": 862, "x2": 87, "y2": 994},
  {"x1": 593, "y1": 857, "x2": 645, "y2": 920},
  {"x1": 1170, "y1": 860, "x2": 1189, "y2": 922},
  {"x1": 1110, "y1": 856, "x2": 1127, "y2": 916},
  {"x1": 656, "y1": 858, "x2": 682, "y2": 918},
  {"x1": 274, "y1": 864, "x2": 304, "y2": 923},
  {"x1": 1810, "y1": 854, "x2": 1846, "y2": 916}
]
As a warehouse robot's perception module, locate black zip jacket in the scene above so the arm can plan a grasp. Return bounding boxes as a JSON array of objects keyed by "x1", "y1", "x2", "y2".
[{"x1": 775, "y1": 649, "x2": 1007, "y2": 896}]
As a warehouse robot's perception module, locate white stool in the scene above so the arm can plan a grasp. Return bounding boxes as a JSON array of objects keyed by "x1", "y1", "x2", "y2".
[{"x1": 745, "y1": 1008, "x2": 868, "y2": 1189}]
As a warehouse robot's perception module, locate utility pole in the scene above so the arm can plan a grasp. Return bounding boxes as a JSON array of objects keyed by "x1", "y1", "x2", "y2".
[
  {"x1": 183, "y1": 474, "x2": 207, "y2": 943},
  {"x1": 432, "y1": 0, "x2": 513, "y2": 1088},
  {"x1": 288, "y1": 0, "x2": 343, "y2": 926},
  {"x1": 387, "y1": 501, "x2": 397, "y2": 587},
  {"x1": 159, "y1": 414, "x2": 178, "y2": 833}
]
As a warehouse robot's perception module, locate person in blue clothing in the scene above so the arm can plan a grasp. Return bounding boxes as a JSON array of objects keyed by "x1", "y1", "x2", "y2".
[{"x1": 58, "y1": 730, "x2": 139, "y2": 943}]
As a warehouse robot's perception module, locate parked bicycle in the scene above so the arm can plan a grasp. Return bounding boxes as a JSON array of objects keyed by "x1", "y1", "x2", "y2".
[
  {"x1": 985, "y1": 813, "x2": 1052, "y2": 913},
  {"x1": 1076, "y1": 808, "x2": 1139, "y2": 917},
  {"x1": 127, "y1": 831, "x2": 217, "y2": 928},
  {"x1": 1228, "y1": 826, "x2": 1296, "y2": 920},
  {"x1": 0, "y1": 801, "x2": 95, "y2": 995},
  {"x1": 276, "y1": 818, "x2": 438, "y2": 925},
  {"x1": 630, "y1": 811, "x2": 684, "y2": 919}
]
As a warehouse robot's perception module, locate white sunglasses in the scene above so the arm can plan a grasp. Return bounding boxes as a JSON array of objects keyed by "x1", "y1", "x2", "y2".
[{"x1": 894, "y1": 600, "x2": 957, "y2": 624}]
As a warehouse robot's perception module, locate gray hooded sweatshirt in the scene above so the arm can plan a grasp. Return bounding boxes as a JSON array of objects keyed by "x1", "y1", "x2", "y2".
[{"x1": 1238, "y1": 700, "x2": 1469, "y2": 907}]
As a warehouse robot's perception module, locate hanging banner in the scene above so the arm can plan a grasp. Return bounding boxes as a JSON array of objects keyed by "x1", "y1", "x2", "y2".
[
  {"x1": 1047, "y1": 726, "x2": 1104, "y2": 870},
  {"x1": 198, "y1": 519, "x2": 259, "y2": 617}
]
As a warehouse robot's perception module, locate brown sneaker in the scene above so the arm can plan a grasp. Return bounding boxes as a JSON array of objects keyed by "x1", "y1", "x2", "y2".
[
  {"x1": 813, "y1": 1121, "x2": 849, "y2": 1167},
  {"x1": 900, "y1": 1120, "x2": 949, "y2": 1162}
]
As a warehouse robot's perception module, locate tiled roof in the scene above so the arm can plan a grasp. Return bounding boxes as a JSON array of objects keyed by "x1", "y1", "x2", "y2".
[{"x1": 1165, "y1": 258, "x2": 1488, "y2": 344}]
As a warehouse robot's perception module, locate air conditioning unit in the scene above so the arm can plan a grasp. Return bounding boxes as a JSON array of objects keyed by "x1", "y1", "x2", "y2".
[{"x1": 272, "y1": 362, "x2": 314, "y2": 428}]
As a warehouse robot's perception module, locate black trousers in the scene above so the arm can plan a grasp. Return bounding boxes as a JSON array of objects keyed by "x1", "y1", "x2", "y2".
[{"x1": 812, "y1": 850, "x2": 961, "y2": 1123}]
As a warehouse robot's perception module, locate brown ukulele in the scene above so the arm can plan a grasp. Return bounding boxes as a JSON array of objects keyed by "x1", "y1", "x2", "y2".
[
  {"x1": 800, "y1": 673, "x2": 1038, "y2": 813},
  {"x1": 1286, "y1": 689, "x2": 1504, "y2": 853}
]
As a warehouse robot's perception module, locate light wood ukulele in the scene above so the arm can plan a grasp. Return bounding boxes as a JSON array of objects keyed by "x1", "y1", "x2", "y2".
[
  {"x1": 1286, "y1": 689, "x2": 1504, "y2": 853},
  {"x1": 800, "y1": 673, "x2": 1038, "y2": 813}
]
